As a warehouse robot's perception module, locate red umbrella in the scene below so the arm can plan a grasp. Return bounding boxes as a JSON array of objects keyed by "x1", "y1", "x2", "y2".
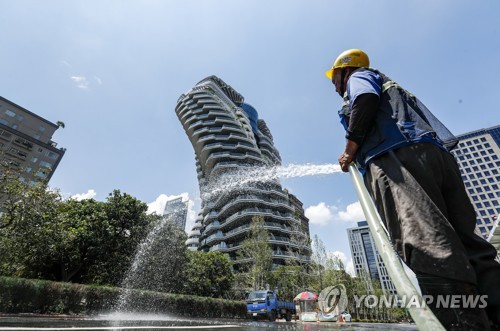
[{"x1": 294, "y1": 291, "x2": 318, "y2": 301}]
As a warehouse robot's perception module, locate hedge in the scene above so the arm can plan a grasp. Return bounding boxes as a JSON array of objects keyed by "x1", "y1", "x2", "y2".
[{"x1": 0, "y1": 276, "x2": 247, "y2": 318}]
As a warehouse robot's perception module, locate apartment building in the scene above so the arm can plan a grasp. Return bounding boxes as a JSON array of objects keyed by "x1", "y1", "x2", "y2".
[
  {"x1": 0, "y1": 96, "x2": 65, "y2": 186},
  {"x1": 176, "y1": 76, "x2": 311, "y2": 269},
  {"x1": 186, "y1": 213, "x2": 203, "y2": 251}
]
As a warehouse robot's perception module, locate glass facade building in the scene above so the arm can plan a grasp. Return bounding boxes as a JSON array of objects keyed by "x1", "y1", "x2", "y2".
[
  {"x1": 163, "y1": 197, "x2": 188, "y2": 231},
  {"x1": 176, "y1": 76, "x2": 311, "y2": 269},
  {"x1": 347, "y1": 221, "x2": 397, "y2": 295},
  {"x1": 450, "y1": 125, "x2": 500, "y2": 240}
]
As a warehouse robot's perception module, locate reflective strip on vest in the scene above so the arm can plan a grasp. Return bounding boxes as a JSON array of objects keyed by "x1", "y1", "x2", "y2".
[
  {"x1": 382, "y1": 80, "x2": 398, "y2": 93},
  {"x1": 382, "y1": 80, "x2": 415, "y2": 99}
]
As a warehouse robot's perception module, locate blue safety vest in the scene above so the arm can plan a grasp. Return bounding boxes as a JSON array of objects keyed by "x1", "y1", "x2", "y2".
[{"x1": 339, "y1": 68, "x2": 458, "y2": 168}]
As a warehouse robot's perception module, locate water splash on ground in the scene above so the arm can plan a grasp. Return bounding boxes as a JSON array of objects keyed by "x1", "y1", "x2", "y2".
[
  {"x1": 114, "y1": 216, "x2": 170, "y2": 312},
  {"x1": 114, "y1": 212, "x2": 187, "y2": 313}
]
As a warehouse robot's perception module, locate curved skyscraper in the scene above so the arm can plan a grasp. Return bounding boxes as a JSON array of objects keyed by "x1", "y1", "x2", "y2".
[{"x1": 176, "y1": 76, "x2": 311, "y2": 270}]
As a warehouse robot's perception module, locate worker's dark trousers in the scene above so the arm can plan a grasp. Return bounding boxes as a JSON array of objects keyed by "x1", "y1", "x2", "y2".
[{"x1": 364, "y1": 142, "x2": 500, "y2": 329}]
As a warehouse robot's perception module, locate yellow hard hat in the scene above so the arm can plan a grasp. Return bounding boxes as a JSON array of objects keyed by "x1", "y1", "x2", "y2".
[{"x1": 325, "y1": 49, "x2": 370, "y2": 80}]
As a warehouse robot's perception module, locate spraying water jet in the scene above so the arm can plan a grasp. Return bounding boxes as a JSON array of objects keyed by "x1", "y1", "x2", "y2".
[{"x1": 201, "y1": 163, "x2": 342, "y2": 200}]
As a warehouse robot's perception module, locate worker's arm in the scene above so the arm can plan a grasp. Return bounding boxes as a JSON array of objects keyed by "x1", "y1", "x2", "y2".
[{"x1": 338, "y1": 93, "x2": 379, "y2": 172}]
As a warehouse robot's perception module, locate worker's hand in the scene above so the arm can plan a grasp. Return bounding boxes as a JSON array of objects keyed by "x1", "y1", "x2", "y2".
[
  {"x1": 338, "y1": 152, "x2": 355, "y2": 172},
  {"x1": 338, "y1": 139, "x2": 359, "y2": 172}
]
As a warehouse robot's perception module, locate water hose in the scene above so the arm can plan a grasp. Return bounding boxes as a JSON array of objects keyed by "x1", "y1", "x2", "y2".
[{"x1": 348, "y1": 163, "x2": 445, "y2": 330}]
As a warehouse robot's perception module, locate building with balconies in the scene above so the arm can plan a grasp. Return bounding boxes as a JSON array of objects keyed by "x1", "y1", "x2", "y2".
[
  {"x1": 186, "y1": 213, "x2": 203, "y2": 251},
  {"x1": 176, "y1": 76, "x2": 311, "y2": 270},
  {"x1": 0, "y1": 96, "x2": 65, "y2": 189}
]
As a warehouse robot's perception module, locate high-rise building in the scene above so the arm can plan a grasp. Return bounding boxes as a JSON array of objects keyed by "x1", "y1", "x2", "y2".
[
  {"x1": 176, "y1": 75, "x2": 311, "y2": 270},
  {"x1": 450, "y1": 125, "x2": 500, "y2": 240},
  {"x1": 163, "y1": 197, "x2": 188, "y2": 231},
  {"x1": 347, "y1": 221, "x2": 397, "y2": 295},
  {"x1": 0, "y1": 96, "x2": 65, "y2": 187}
]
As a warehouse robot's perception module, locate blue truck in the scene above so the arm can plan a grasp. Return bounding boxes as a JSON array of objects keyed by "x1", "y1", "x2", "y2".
[{"x1": 245, "y1": 290, "x2": 295, "y2": 321}]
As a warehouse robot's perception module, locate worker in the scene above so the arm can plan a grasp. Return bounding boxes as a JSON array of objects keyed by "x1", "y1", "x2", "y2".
[{"x1": 326, "y1": 49, "x2": 500, "y2": 329}]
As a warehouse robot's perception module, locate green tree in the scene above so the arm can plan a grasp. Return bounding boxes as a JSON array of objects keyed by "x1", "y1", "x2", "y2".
[
  {"x1": 308, "y1": 236, "x2": 350, "y2": 294},
  {"x1": 238, "y1": 216, "x2": 273, "y2": 290},
  {"x1": 85, "y1": 190, "x2": 156, "y2": 285},
  {"x1": 0, "y1": 164, "x2": 63, "y2": 277},
  {"x1": 0, "y1": 165, "x2": 53, "y2": 229},
  {"x1": 54, "y1": 198, "x2": 111, "y2": 283},
  {"x1": 183, "y1": 251, "x2": 234, "y2": 297},
  {"x1": 311, "y1": 234, "x2": 328, "y2": 290},
  {"x1": 285, "y1": 217, "x2": 312, "y2": 290},
  {"x1": 0, "y1": 187, "x2": 160, "y2": 286},
  {"x1": 269, "y1": 265, "x2": 303, "y2": 302}
]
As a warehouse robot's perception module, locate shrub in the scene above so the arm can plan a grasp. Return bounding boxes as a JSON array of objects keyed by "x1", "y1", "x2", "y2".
[{"x1": 0, "y1": 277, "x2": 246, "y2": 318}]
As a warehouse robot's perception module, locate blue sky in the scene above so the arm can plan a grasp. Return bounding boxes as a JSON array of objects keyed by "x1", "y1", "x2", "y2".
[{"x1": 1, "y1": 0, "x2": 500, "y2": 274}]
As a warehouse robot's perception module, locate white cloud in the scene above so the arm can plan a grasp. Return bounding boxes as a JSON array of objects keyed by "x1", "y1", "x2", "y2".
[
  {"x1": 305, "y1": 202, "x2": 333, "y2": 225},
  {"x1": 70, "y1": 76, "x2": 90, "y2": 89},
  {"x1": 305, "y1": 201, "x2": 364, "y2": 226},
  {"x1": 338, "y1": 202, "x2": 365, "y2": 222},
  {"x1": 71, "y1": 189, "x2": 97, "y2": 201},
  {"x1": 94, "y1": 76, "x2": 102, "y2": 85}
]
